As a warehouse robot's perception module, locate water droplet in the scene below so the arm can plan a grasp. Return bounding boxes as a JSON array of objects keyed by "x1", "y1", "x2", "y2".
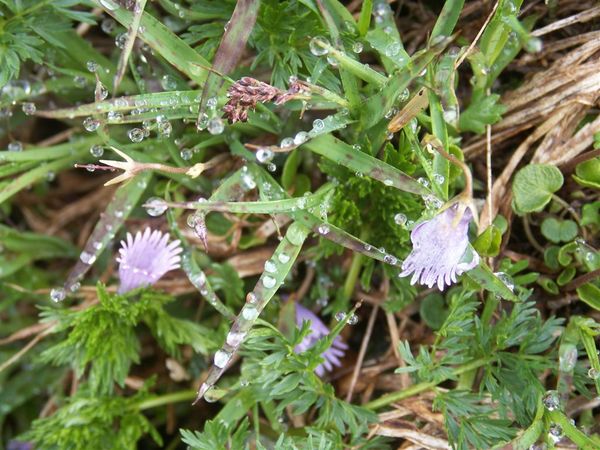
[
  {"x1": 334, "y1": 312, "x2": 346, "y2": 321},
  {"x1": 101, "y1": 18, "x2": 115, "y2": 34},
  {"x1": 267, "y1": 163, "x2": 276, "y2": 172},
  {"x1": 240, "y1": 379, "x2": 250, "y2": 387},
  {"x1": 256, "y1": 147, "x2": 274, "y2": 163},
  {"x1": 262, "y1": 275, "x2": 276, "y2": 289},
  {"x1": 145, "y1": 197, "x2": 168, "y2": 217},
  {"x1": 394, "y1": 213, "x2": 407, "y2": 226},
  {"x1": 7, "y1": 141, "x2": 22, "y2": 152},
  {"x1": 433, "y1": 174, "x2": 445, "y2": 185},
  {"x1": 347, "y1": 314, "x2": 359, "y2": 325},
  {"x1": 207, "y1": 117, "x2": 224, "y2": 135},
  {"x1": 559, "y1": 346, "x2": 577, "y2": 372},
  {"x1": 241, "y1": 173, "x2": 256, "y2": 190},
  {"x1": 21, "y1": 102, "x2": 36, "y2": 115},
  {"x1": 80, "y1": 251, "x2": 96, "y2": 265},
  {"x1": 383, "y1": 179, "x2": 393, "y2": 186},
  {"x1": 318, "y1": 224, "x2": 330, "y2": 235},
  {"x1": 180, "y1": 149, "x2": 193, "y2": 160},
  {"x1": 86, "y1": 60, "x2": 99, "y2": 73},
  {"x1": 157, "y1": 119, "x2": 172, "y2": 137},
  {"x1": 115, "y1": 32, "x2": 127, "y2": 49},
  {"x1": 83, "y1": 117, "x2": 100, "y2": 132},
  {"x1": 161, "y1": 74, "x2": 177, "y2": 90},
  {"x1": 494, "y1": 272, "x2": 515, "y2": 292},
  {"x1": 264, "y1": 260, "x2": 277, "y2": 273},
  {"x1": 309, "y1": 36, "x2": 329, "y2": 56},
  {"x1": 548, "y1": 424, "x2": 562, "y2": 443},
  {"x1": 46, "y1": 171, "x2": 56, "y2": 182},
  {"x1": 242, "y1": 304, "x2": 259, "y2": 320},
  {"x1": 50, "y1": 287, "x2": 66, "y2": 303},
  {"x1": 226, "y1": 330, "x2": 246, "y2": 347},
  {"x1": 384, "y1": 254, "x2": 398, "y2": 265},
  {"x1": 542, "y1": 390, "x2": 560, "y2": 411},
  {"x1": 70, "y1": 281, "x2": 81, "y2": 293},
  {"x1": 312, "y1": 119, "x2": 325, "y2": 131},
  {"x1": 95, "y1": 82, "x2": 108, "y2": 101},
  {"x1": 278, "y1": 253, "x2": 290, "y2": 264},
  {"x1": 280, "y1": 137, "x2": 294, "y2": 148},
  {"x1": 293, "y1": 131, "x2": 309, "y2": 145},
  {"x1": 214, "y1": 350, "x2": 232, "y2": 368},
  {"x1": 90, "y1": 145, "x2": 104, "y2": 157},
  {"x1": 385, "y1": 43, "x2": 401, "y2": 57},
  {"x1": 525, "y1": 37, "x2": 543, "y2": 53},
  {"x1": 128, "y1": 128, "x2": 145, "y2": 142},
  {"x1": 417, "y1": 177, "x2": 429, "y2": 187},
  {"x1": 352, "y1": 41, "x2": 363, "y2": 53},
  {"x1": 246, "y1": 292, "x2": 258, "y2": 304},
  {"x1": 588, "y1": 367, "x2": 600, "y2": 380}
]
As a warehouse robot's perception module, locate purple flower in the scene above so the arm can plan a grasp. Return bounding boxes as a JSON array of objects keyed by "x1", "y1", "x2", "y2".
[
  {"x1": 399, "y1": 204, "x2": 479, "y2": 290},
  {"x1": 116, "y1": 227, "x2": 182, "y2": 294},
  {"x1": 294, "y1": 303, "x2": 348, "y2": 377},
  {"x1": 7, "y1": 442, "x2": 33, "y2": 450}
]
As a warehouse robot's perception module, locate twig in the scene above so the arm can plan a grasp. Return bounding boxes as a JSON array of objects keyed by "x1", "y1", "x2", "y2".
[
  {"x1": 455, "y1": 1, "x2": 499, "y2": 69},
  {"x1": 532, "y1": 6, "x2": 600, "y2": 37},
  {"x1": 0, "y1": 328, "x2": 53, "y2": 373},
  {"x1": 566, "y1": 268, "x2": 600, "y2": 292}
]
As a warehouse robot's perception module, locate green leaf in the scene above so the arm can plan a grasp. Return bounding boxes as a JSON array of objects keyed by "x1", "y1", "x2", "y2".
[
  {"x1": 473, "y1": 224, "x2": 502, "y2": 257},
  {"x1": 573, "y1": 157, "x2": 600, "y2": 189},
  {"x1": 540, "y1": 218, "x2": 578, "y2": 244},
  {"x1": 512, "y1": 164, "x2": 564, "y2": 213},
  {"x1": 577, "y1": 283, "x2": 600, "y2": 311},
  {"x1": 459, "y1": 94, "x2": 506, "y2": 134},
  {"x1": 582, "y1": 201, "x2": 600, "y2": 227},
  {"x1": 420, "y1": 293, "x2": 448, "y2": 330}
]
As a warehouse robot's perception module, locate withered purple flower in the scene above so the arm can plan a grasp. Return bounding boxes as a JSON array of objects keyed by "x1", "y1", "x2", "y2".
[
  {"x1": 223, "y1": 77, "x2": 303, "y2": 124},
  {"x1": 117, "y1": 227, "x2": 182, "y2": 294},
  {"x1": 294, "y1": 303, "x2": 348, "y2": 377},
  {"x1": 399, "y1": 204, "x2": 479, "y2": 290}
]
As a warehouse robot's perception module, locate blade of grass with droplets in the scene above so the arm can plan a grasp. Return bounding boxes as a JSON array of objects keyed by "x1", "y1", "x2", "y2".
[
  {"x1": 62, "y1": 172, "x2": 152, "y2": 292},
  {"x1": 361, "y1": 36, "x2": 452, "y2": 129},
  {"x1": 96, "y1": 0, "x2": 210, "y2": 85},
  {"x1": 157, "y1": 0, "x2": 231, "y2": 20},
  {"x1": 303, "y1": 134, "x2": 431, "y2": 196},
  {"x1": 0, "y1": 137, "x2": 99, "y2": 162},
  {"x1": 112, "y1": 0, "x2": 147, "y2": 93},
  {"x1": 35, "y1": 90, "x2": 201, "y2": 119},
  {"x1": 428, "y1": 82, "x2": 450, "y2": 200},
  {"x1": 0, "y1": 141, "x2": 96, "y2": 204},
  {"x1": 197, "y1": 0, "x2": 260, "y2": 120},
  {"x1": 163, "y1": 184, "x2": 334, "y2": 215},
  {"x1": 357, "y1": 0, "x2": 372, "y2": 36},
  {"x1": 194, "y1": 221, "x2": 310, "y2": 403},
  {"x1": 365, "y1": 1, "x2": 410, "y2": 73},
  {"x1": 166, "y1": 169, "x2": 252, "y2": 321},
  {"x1": 466, "y1": 261, "x2": 519, "y2": 301}
]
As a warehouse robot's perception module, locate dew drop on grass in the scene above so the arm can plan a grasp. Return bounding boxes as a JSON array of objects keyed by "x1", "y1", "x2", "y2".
[
  {"x1": 86, "y1": 60, "x2": 99, "y2": 73},
  {"x1": 246, "y1": 292, "x2": 258, "y2": 304},
  {"x1": 7, "y1": 141, "x2": 22, "y2": 152},
  {"x1": 494, "y1": 272, "x2": 515, "y2": 292},
  {"x1": 264, "y1": 260, "x2": 277, "y2": 273},
  {"x1": 433, "y1": 174, "x2": 445, "y2": 185},
  {"x1": 145, "y1": 197, "x2": 168, "y2": 217},
  {"x1": 99, "y1": 0, "x2": 120, "y2": 10},
  {"x1": 309, "y1": 36, "x2": 329, "y2": 56},
  {"x1": 115, "y1": 33, "x2": 127, "y2": 49},
  {"x1": 90, "y1": 145, "x2": 104, "y2": 157},
  {"x1": 95, "y1": 82, "x2": 108, "y2": 101},
  {"x1": 242, "y1": 304, "x2": 259, "y2": 320},
  {"x1": 293, "y1": 131, "x2": 308, "y2": 145},
  {"x1": 334, "y1": 312, "x2": 346, "y2": 321},
  {"x1": 318, "y1": 224, "x2": 330, "y2": 235},
  {"x1": 80, "y1": 251, "x2": 96, "y2": 265},
  {"x1": 280, "y1": 137, "x2": 294, "y2": 148},
  {"x1": 50, "y1": 287, "x2": 66, "y2": 303},
  {"x1": 226, "y1": 331, "x2": 246, "y2": 347},
  {"x1": 347, "y1": 314, "x2": 359, "y2": 325},
  {"x1": 312, "y1": 119, "x2": 324, "y2": 131},
  {"x1": 207, "y1": 117, "x2": 224, "y2": 135},
  {"x1": 161, "y1": 74, "x2": 177, "y2": 90},
  {"x1": 588, "y1": 367, "x2": 600, "y2": 380},
  {"x1": 128, "y1": 128, "x2": 145, "y2": 142},
  {"x1": 385, "y1": 43, "x2": 400, "y2": 57},
  {"x1": 548, "y1": 424, "x2": 562, "y2": 443},
  {"x1": 542, "y1": 390, "x2": 560, "y2": 411},
  {"x1": 384, "y1": 254, "x2": 398, "y2": 265},
  {"x1": 83, "y1": 117, "x2": 100, "y2": 132},
  {"x1": 394, "y1": 213, "x2": 407, "y2": 226},
  {"x1": 213, "y1": 350, "x2": 232, "y2": 368},
  {"x1": 278, "y1": 253, "x2": 290, "y2": 264},
  {"x1": 180, "y1": 149, "x2": 193, "y2": 160},
  {"x1": 352, "y1": 42, "x2": 363, "y2": 53},
  {"x1": 262, "y1": 275, "x2": 276, "y2": 289},
  {"x1": 256, "y1": 148, "x2": 274, "y2": 163}
]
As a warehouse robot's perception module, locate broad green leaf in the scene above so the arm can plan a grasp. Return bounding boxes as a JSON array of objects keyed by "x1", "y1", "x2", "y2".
[
  {"x1": 512, "y1": 164, "x2": 563, "y2": 213},
  {"x1": 573, "y1": 157, "x2": 600, "y2": 189},
  {"x1": 577, "y1": 283, "x2": 600, "y2": 311},
  {"x1": 540, "y1": 218, "x2": 578, "y2": 244}
]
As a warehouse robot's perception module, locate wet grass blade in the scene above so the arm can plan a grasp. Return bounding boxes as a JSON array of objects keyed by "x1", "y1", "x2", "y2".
[
  {"x1": 198, "y1": 0, "x2": 260, "y2": 120},
  {"x1": 430, "y1": 0, "x2": 464, "y2": 40},
  {"x1": 97, "y1": 0, "x2": 210, "y2": 85},
  {"x1": 113, "y1": 0, "x2": 148, "y2": 93},
  {"x1": 195, "y1": 222, "x2": 310, "y2": 403},
  {"x1": 303, "y1": 134, "x2": 430, "y2": 196},
  {"x1": 62, "y1": 172, "x2": 152, "y2": 292},
  {"x1": 361, "y1": 36, "x2": 452, "y2": 128}
]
